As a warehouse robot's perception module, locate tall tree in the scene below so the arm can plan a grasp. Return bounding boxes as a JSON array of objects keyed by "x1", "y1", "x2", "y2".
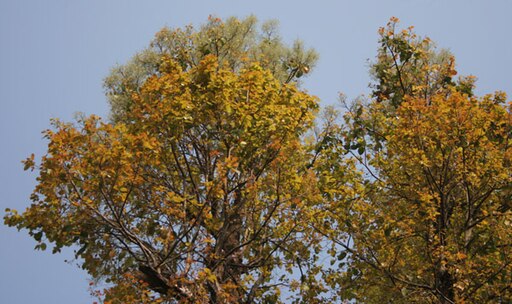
[
  {"x1": 5, "y1": 55, "x2": 323, "y2": 303},
  {"x1": 318, "y1": 19, "x2": 512, "y2": 303}
]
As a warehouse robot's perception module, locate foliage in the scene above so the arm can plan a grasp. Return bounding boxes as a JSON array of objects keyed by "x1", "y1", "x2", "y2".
[
  {"x1": 370, "y1": 17, "x2": 476, "y2": 107},
  {"x1": 5, "y1": 16, "x2": 512, "y2": 304},
  {"x1": 104, "y1": 15, "x2": 318, "y2": 123},
  {"x1": 322, "y1": 19, "x2": 512, "y2": 304},
  {"x1": 5, "y1": 55, "x2": 323, "y2": 303}
]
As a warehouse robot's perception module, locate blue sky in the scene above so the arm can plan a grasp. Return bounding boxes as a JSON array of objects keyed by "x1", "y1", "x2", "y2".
[{"x1": 1, "y1": 1, "x2": 511, "y2": 303}]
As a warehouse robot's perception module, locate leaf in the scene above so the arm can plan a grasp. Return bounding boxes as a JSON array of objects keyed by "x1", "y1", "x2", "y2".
[
  {"x1": 22, "y1": 153, "x2": 35, "y2": 171},
  {"x1": 75, "y1": 244, "x2": 88, "y2": 257},
  {"x1": 34, "y1": 231, "x2": 43, "y2": 242},
  {"x1": 337, "y1": 251, "x2": 347, "y2": 261}
]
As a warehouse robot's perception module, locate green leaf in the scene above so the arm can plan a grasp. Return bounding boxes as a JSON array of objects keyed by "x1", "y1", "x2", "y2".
[
  {"x1": 337, "y1": 251, "x2": 347, "y2": 261},
  {"x1": 34, "y1": 231, "x2": 43, "y2": 242},
  {"x1": 75, "y1": 243, "x2": 88, "y2": 257}
]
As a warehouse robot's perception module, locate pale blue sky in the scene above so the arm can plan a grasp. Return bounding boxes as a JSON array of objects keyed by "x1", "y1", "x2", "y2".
[{"x1": 1, "y1": 1, "x2": 511, "y2": 303}]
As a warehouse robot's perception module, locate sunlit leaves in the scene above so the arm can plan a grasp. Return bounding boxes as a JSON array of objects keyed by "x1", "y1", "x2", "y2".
[
  {"x1": 4, "y1": 54, "x2": 322, "y2": 303},
  {"x1": 6, "y1": 16, "x2": 512, "y2": 304},
  {"x1": 105, "y1": 16, "x2": 318, "y2": 123},
  {"x1": 332, "y1": 90, "x2": 512, "y2": 303}
]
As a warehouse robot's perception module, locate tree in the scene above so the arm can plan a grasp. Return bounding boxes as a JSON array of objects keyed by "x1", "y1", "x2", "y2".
[
  {"x1": 5, "y1": 54, "x2": 324, "y2": 303},
  {"x1": 318, "y1": 19, "x2": 512, "y2": 303},
  {"x1": 104, "y1": 15, "x2": 318, "y2": 123}
]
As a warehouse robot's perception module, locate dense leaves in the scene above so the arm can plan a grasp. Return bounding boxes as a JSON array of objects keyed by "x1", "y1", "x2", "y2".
[
  {"x1": 329, "y1": 90, "x2": 512, "y2": 303},
  {"x1": 324, "y1": 19, "x2": 512, "y2": 303},
  {"x1": 104, "y1": 16, "x2": 318, "y2": 123},
  {"x1": 5, "y1": 17, "x2": 512, "y2": 304},
  {"x1": 6, "y1": 55, "x2": 323, "y2": 303}
]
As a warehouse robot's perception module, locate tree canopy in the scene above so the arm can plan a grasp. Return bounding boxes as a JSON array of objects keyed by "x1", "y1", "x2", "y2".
[
  {"x1": 318, "y1": 18, "x2": 512, "y2": 303},
  {"x1": 104, "y1": 15, "x2": 318, "y2": 123},
  {"x1": 5, "y1": 16, "x2": 512, "y2": 304},
  {"x1": 6, "y1": 53, "x2": 324, "y2": 303},
  {"x1": 324, "y1": 90, "x2": 512, "y2": 303}
]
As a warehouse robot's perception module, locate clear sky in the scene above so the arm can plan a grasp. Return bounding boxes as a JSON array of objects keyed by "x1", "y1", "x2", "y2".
[{"x1": 1, "y1": 1, "x2": 511, "y2": 303}]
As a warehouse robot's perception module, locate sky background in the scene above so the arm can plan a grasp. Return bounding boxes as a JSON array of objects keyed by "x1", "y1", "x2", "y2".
[{"x1": 1, "y1": 1, "x2": 511, "y2": 303}]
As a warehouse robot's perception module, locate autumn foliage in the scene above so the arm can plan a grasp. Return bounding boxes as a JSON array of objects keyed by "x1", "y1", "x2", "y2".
[
  {"x1": 323, "y1": 91, "x2": 512, "y2": 303},
  {"x1": 4, "y1": 17, "x2": 512, "y2": 303}
]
